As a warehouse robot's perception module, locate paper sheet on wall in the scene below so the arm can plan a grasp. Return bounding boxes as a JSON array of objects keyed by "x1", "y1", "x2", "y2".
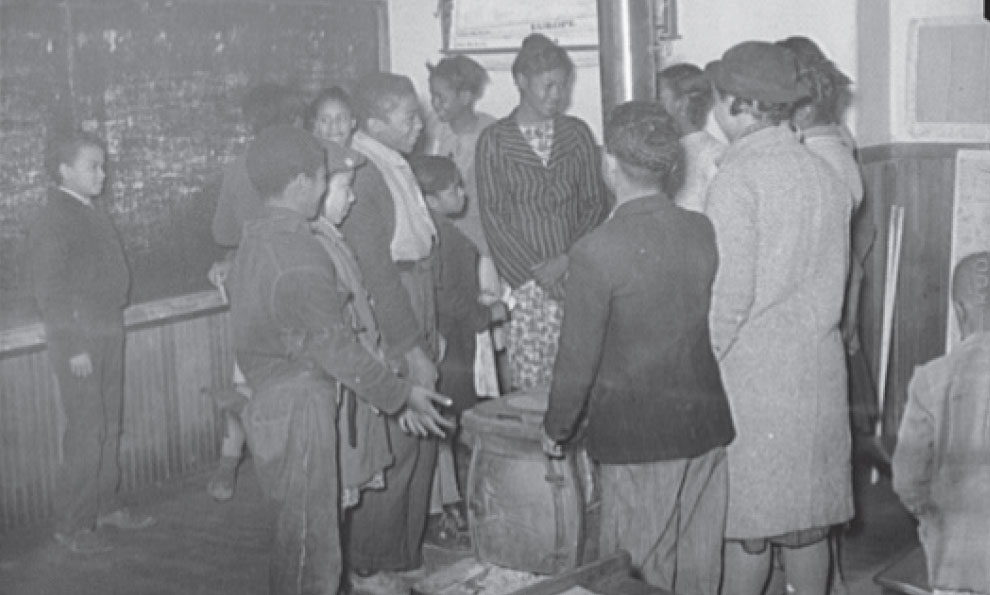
[
  {"x1": 448, "y1": 0, "x2": 598, "y2": 51},
  {"x1": 946, "y1": 150, "x2": 990, "y2": 352}
]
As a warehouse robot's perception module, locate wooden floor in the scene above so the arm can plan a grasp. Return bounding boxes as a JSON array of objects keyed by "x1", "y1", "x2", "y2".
[{"x1": 0, "y1": 456, "x2": 921, "y2": 595}]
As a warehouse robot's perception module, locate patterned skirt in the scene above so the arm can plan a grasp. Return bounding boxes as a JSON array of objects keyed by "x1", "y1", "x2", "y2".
[{"x1": 507, "y1": 281, "x2": 563, "y2": 391}]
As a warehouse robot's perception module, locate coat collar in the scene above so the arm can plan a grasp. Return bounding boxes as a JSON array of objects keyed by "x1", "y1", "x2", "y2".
[
  {"x1": 494, "y1": 111, "x2": 578, "y2": 167},
  {"x1": 610, "y1": 193, "x2": 672, "y2": 220},
  {"x1": 722, "y1": 124, "x2": 799, "y2": 167}
]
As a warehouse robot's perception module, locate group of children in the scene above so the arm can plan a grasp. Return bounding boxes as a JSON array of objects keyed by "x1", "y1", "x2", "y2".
[{"x1": 26, "y1": 28, "x2": 989, "y2": 595}]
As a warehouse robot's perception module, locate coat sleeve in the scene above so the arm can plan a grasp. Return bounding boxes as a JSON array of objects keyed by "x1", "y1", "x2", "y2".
[
  {"x1": 272, "y1": 266, "x2": 410, "y2": 415},
  {"x1": 476, "y1": 128, "x2": 543, "y2": 288},
  {"x1": 543, "y1": 240, "x2": 610, "y2": 443},
  {"x1": 28, "y1": 209, "x2": 87, "y2": 355},
  {"x1": 891, "y1": 368, "x2": 936, "y2": 516},
  {"x1": 438, "y1": 224, "x2": 491, "y2": 333},
  {"x1": 706, "y1": 172, "x2": 758, "y2": 358},
  {"x1": 341, "y1": 163, "x2": 426, "y2": 360},
  {"x1": 571, "y1": 120, "x2": 611, "y2": 238}
]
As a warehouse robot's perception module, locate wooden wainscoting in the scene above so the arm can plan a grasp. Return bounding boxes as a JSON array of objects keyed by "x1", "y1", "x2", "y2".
[
  {"x1": 858, "y1": 142, "x2": 990, "y2": 445},
  {"x1": 0, "y1": 291, "x2": 233, "y2": 531}
]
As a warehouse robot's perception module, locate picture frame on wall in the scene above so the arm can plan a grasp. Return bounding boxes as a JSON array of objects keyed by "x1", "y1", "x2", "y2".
[{"x1": 441, "y1": 0, "x2": 599, "y2": 54}]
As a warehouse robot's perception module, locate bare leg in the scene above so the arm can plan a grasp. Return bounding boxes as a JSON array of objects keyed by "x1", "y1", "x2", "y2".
[
  {"x1": 781, "y1": 539, "x2": 830, "y2": 595},
  {"x1": 722, "y1": 540, "x2": 772, "y2": 595}
]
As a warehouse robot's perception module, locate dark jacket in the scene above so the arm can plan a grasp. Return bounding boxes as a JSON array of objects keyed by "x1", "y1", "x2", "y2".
[
  {"x1": 433, "y1": 214, "x2": 491, "y2": 412},
  {"x1": 228, "y1": 206, "x2": 409, "y2": 413},
  {"x1": 341, "y1": 160, "x2": 428, "y2": 361},
  {"x1": 28, "y1": 188, "x2": 130, "y2": 352},
  {"x1": 543, "y1": 195, "x2": 734, "y2": 464}
]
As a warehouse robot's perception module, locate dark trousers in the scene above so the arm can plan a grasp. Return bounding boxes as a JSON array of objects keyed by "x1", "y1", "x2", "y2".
[
  {"x1": 242, "y1": 376, "x2": 341, "y2": 595},
  {"x1": 49, "y1": 328, "x2": 125, "y2": 535},
  {"x1": 346, "y1": 414, "x2": 439, "y2": 572}
]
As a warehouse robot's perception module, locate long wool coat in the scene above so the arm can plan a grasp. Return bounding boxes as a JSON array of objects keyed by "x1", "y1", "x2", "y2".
[{"x1": 705, "y1": 125, "x2": 855, "y2": 539}]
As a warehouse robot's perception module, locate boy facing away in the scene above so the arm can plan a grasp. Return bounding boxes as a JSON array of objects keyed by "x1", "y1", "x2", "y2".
[
  {"x1": 893, "y1": 251, "x2": 990, "y2": 595},
  {"x1": 28, "y1": 130, "x2": 155, "y2": 555}
]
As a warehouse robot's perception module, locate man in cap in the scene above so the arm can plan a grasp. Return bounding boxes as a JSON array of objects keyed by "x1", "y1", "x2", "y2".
[{"x1": 703, "y1": 41, "x2": 855, "y2": 595}]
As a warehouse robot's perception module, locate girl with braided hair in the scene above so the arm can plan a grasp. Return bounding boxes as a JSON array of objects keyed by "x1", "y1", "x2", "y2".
[{"x1": 657, "y1": 62, "x2": 727, "y2": 213}]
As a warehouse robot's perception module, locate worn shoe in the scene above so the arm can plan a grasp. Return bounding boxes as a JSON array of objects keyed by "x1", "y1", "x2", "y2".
[
  {"x1": 207, "y1": 456, "x2": 241, "y2": 501},
  {"x1": 423, "y1": 512, "x2": 471, "y2": 551},
  {"x1": 54, "y1": 529, "x2": 113, "y2": 554},
  {"x1": 96, "y1": 508, "x2": 157, "y2": 530},
  {"x1": 349, "y1": 570, "x2": 410, "y2": 595}
]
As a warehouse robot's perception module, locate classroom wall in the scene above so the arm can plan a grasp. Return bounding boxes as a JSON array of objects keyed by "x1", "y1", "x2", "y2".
[
  {"x1": 665, "y1": 0, "x2": 859, "y2": 136},
  {"x1": 386, "y1": 0, "x2": 605, "y2": 139}
]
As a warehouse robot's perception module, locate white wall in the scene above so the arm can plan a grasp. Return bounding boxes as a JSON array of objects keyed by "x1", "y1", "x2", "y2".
[
  {"x1": 386, "y1": 0, "x2": 604, "y2": 140},
  {"x1": 386, "y1": 0, "x2": 985, "y2": 147},
  {"x1": 664, "y1": 0, "x2": 859, "y2": 138}
]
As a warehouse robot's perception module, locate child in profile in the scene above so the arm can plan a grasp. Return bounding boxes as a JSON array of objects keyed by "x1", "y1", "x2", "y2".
[
  {"x1": 408, "y1": 153, "x2": 507, "y2": 547},
  {"x1": 656, "y1": 62, "x2": 725, "y2": 213},
  {"x1": 28, "y1": 129, "x2": 155, "y2": 555}
]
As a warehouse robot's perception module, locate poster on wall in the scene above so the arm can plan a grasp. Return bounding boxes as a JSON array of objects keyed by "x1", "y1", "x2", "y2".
[
  {"x1": 447, "y1": 0, "x2": 598, "y2": 52},
  {"x1": 946, "y1": 150, "x2": 990, "y2": 351}
]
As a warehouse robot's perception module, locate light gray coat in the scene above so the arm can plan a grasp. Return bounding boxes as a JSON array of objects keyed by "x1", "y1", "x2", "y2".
[{"x1": 705, "y1": 125, "x2": 855, "y2": 539}]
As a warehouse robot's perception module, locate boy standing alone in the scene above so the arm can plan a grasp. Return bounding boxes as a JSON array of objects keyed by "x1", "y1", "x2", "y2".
[
  {"x1": 893, "y1": 251, "x2": 990, "y2": 595},
  {"x1": 28, "y1": 130, "x2": 155, "y2": 555}
]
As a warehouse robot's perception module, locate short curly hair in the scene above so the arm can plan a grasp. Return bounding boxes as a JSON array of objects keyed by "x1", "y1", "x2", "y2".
[
  {"x1": 246, "y1": 125, "x2": 325, "y2": 200},
  {"x1": 511, "y1": 33, "x2": 574, "y2": 80},
  {"x1": 604, "y1": 101, "x2": 683, "y2": 196},
  {"x1": 352, "y1": 72, "x2": 418, "y2": 128},
  {"x1": 406, "y1": 154, "x2": 460, "y2": 196},
  {"x1": 427, "y1": 55, "x2": 490, "y2": 96},
  {"x1": 657, "y1": 62, "x2": 713, "y2": 130},
  {"x1": 45, "y1": 129, "x2": 105, "y2": 185}
]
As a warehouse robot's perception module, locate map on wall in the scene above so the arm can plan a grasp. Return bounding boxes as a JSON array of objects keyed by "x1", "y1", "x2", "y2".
[
  {"x1": 447, "y1": 0, "x2": 598, "y2": 51},
  {"x1": 946, "y1": 150, "x2": 990, "y2": 351}
]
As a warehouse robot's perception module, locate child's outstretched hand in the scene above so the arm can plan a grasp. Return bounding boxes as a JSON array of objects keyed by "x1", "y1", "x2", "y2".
[{"x1": 70, "y1": 352, "x2": 93, "y2": 378}]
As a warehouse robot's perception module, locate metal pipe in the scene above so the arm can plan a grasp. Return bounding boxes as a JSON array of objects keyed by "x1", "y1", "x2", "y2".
[{"x1": 596, "y1": 0, "x2": 657, "y2": 121}]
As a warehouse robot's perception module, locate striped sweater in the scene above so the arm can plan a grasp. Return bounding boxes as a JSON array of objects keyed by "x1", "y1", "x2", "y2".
[{"x1": 475, "y1": 112, "x2": 611, "y2": 288}]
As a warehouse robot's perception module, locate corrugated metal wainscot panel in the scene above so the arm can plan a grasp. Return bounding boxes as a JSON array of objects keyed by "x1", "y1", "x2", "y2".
[{"x1": 0, "y1": 292, "x2": 231, "y2": 531}]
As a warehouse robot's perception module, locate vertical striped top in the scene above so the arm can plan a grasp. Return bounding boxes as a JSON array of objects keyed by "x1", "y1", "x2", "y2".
[{"x1": 476, "y1": 112, "x2": 611, "y2": 288}]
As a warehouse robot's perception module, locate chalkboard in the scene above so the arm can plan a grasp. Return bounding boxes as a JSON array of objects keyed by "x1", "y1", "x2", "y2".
[{"x1": 0, "y1": 0, "x2": 387, "y2": 330}]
